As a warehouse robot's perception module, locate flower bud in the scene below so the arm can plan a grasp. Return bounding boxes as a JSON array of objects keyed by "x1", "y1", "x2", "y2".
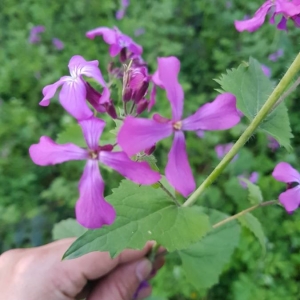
[
  {"x1": 136, "y1": 99, "x2": 148, "y2": 115},
  {"x1": 120, "y1": 47, "x2": 127, "y2": 63},
  {"x1": 85, "y1": 82, "x2": 106, "y2": 113},
  {"x1": 144, "y1": 144, "x2": 156, "y2": 155},
  {"x1": 106, "y1": 103, "x2": 118, "y2": 119}
]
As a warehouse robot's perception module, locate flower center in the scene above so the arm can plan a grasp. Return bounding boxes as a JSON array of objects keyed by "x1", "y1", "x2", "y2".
[
  {"x1": 88, "y1": 149, "x2": 98, "y2": 160},
  {"x1": 173, "y1": 121, "x2": 182, "y2": 130}
]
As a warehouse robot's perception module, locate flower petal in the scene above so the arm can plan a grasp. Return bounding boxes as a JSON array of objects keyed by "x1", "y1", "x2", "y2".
[
  {"x1": 39, "y1": 76, "x2": 69, "y2": 106},
  {"x1": 68, "y1": 55, "x2": 108, "y2": 88},
  {"x1": 86, "y1": 27, "x2": 117, "y2": 44},
  {"x1": 234, "y1": 1, "x2": 273, "y2": 32},
  {"x1": 29, "y1": 136, "x2": 88, "y2": 166},
  {"x1": 76, "y1": 160, "x2": 116, "y2": 229},
  {"x1": 165, "y1": 131, "x2": 195, "y2": 197},
  {"x1": 272, "y1": 162, "x2": 300, "y2": 183},
  {"x1": 128, "y1": 42, "x2": 143, "y2": 57},
  {"x1": 79, "y1": 117, "x2": 105, "y2": 149},
  {"x1": 59, "y1": 79, "x2": 93, "y2": 120},
  {"x1": 182, "y1": 93, "x2": 240, "y2": 131},
  {"x1": 279, "y1": 187, "x2": 300, "y2": 213},
  {"x1": 99, "y1": 151, "x2": 161, "y2": 184},
  {"x1": 117, "y1": 116, "x2": 173, "y2": 156},
  {"x1": 156, "y1": 57, "x2": 184, "y2": 121}
]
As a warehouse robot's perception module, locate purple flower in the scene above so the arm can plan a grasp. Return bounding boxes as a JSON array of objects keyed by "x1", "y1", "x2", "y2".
[
  {"x1": 117, "y1": 57, "x2": 241, "y2": 197},
  {"x1": 272, "y1": 162, "x2": 300, "y2": 213},
  {"x1": 215, "y1": 143, "x2": 238, "y2": 161},
  {"x1": 116, "y1": 0, "x2": 130, "y2": 20},
  {"x1": 261, "y1": 64, "x2": 271, "y2": 77},
  {"x1": 134, "y1": 28, "x2": 145, "y2": 36},
  {"x1": 238, "y1": 172, "x2": 259, "y2": 188},
  {"x1": 52, "y1": 38, "x2": 64, "y2": 50},
  {"x1": 123, "y1": 66, "x2": 149, "y2": 103},
  {"x1": 86, "y1": 26, "x2": 142, "y2": 58},
  {"x1": 234, "y1": 0, "x2": 300, "y2": 32},
  {"x1": 268, "y1": 135, "x2": 280, "y2": 151},
  {"x1": 29, "y1": 25, "x2": 45, "y2": 44},
  {"x1": 29, "y1": 117, "x2": 161, "y2": 229},
  {"x1": 268, "y1": 49, "x2": 284, "y2": 61},
  {"x1": 39, "y1": 55, "x2": 110, "y2": 120}
]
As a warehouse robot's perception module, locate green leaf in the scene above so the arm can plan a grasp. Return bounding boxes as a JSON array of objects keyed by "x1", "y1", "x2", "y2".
[
  {"x1": 241, "y1": 179, "x2": 263, "y2": 205},
  {"x1": 52, "y1": 218, "x2": 87, "y2": 240},
  {"x1": 238, "y1": 212, "x2": 266, "y2": 255},
  {"x1": 110, "y1": 119, "x2": 123, "y2": 136},
  {"x1": 64, "y1": 181, "x2": 211, "y2": 259},
  {"x1": 215, "y1": 57, "x2": 292, "y2": 150},
  {"x1": 178, "y1": 208, "x2": 240, "y2": 290},
  {"x1": 56, "y1": 123, "x2": 86, "y2": 147}
]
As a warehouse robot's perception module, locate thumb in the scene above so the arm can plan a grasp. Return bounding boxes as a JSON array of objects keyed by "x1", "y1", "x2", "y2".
[{"x1": 87, "y1": 258, "x2": 152, "y2": 300}]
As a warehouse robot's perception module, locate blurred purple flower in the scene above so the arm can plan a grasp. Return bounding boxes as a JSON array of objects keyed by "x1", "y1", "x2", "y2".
[
  {"x1": 261, "y1": 64, "x2": 271, "y2": 77},
  {"x1": 268, "y1": 135, "x2": 280, "y2": 151},
  {"x1": 118, "y1": 56, "x2": 241, "y2": 197},
  {"x1": 268, "y1": 49, "x2": 284, "y2": 61},
  {"x1": 29, "y1": 25, "x2": 45, "y2": 43},
  {"x1": 52, "y1": 38, "x2": 64, "y2": 50},
  {"x1": 238, "y1": 172, "x2": 259, "y2": 188},
  {"x1": 39, "y1": 55, "x2": 110, "y2": 120},
  {"x1": 134, "y1": 28, "x2": 145, "y2": 36},
  {"x1": 272, "y1": 162, "x2": 300, "y2": 213},
  {"x1": 234, "y1": 0, "x2": 300, "y2": 32},
  {"x1": 116, "y1": 0, "x2": 130, "y2": 20},
  {"x1": 29, "y1": 117, "x2": 160, "y2": 229},
  {"x1": 215, "y1": 143, "x2": 238, "y2": 161},
  {"x1": 86, "y1": 26, "x2": 142, "y2": 58}
]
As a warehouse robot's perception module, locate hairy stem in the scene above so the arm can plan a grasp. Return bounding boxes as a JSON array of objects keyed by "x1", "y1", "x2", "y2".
[
  {"x1": 183, "y1": 52, "x2": 300, "y2": 207},
  {"x1": 212, "y1": 200, "x2": 278, "y2": 229}
]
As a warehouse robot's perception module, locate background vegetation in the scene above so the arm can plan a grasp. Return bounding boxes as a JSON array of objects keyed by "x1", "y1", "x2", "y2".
[{"x1": 1, "y1": 0, "x2": 300, "y2": 299}]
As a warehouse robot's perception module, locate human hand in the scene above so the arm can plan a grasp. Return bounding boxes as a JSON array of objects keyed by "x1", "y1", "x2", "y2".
[{"x1": 0, "y1": 238, "x2": 164, "y2": 300}]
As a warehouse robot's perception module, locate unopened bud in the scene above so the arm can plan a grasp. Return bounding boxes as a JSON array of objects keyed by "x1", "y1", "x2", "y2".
[
  {"x1": 85, "y1": 82, "x2": 106, "y2": 113},
  {"x1": 99, "y1": 144, "x2": 114, "y2": 151},
  {"x1": 133, "y1": 81, "x2": 149, "y2": 103},
  {"x1": 106, "y1": 103, "x2": 118, "y2": 119},
  {"x1": 145, "y1": 144, "x2": 156, "y2": 155},
  {"x1": 120, "y1": 47, "x2": 127, "y2": 63},
  {"x1": 136, "y1": 99, "x2": 148, "y2": 115}
]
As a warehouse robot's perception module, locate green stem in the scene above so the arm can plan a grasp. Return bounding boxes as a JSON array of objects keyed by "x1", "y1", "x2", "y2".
[
  {"x1": 271, "y1": 76, "x2": 300, "y2": 111},
  {"x1": 159, "y1": 181, "x2": 180, "y2": 206},
  {"x1": 183, "y1": 52, "x2": 300, "y2": 208},
  {"x1": 212, "y1": 200, "x2": 277, "y2": 229}
]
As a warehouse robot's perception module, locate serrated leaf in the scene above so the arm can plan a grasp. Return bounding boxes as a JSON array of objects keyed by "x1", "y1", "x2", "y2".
[
  {"x1": 215, "y1": 57, "x2": 292, "y2": 150},
  {"x1": 178, "y1": 208, "x2": 240, "y2": 290},
  {"x1": 241, "y1": 178, "x2": 263, "y2": 205},
  {"x1": 238, "y1": 212, "x2": 266, "y2": 255},
  {"x1": 64, "y1": 181, "x2": 211, "y2": 259},
  {"x1": 52, "y1": 218, "x2": 87, "y2": 240},
  {"x1": 56, "y1": 123, "x2": 86, "y2": 147}
]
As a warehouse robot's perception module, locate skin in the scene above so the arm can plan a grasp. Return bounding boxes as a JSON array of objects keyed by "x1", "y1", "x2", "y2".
[{"x1": 0, "y1": 238, "x2": 164, "y2": 300}]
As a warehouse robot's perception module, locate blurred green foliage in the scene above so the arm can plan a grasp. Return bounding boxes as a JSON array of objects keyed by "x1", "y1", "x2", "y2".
[{"x1": 1, "y1": 0, "x2": 300, "y2": 299}]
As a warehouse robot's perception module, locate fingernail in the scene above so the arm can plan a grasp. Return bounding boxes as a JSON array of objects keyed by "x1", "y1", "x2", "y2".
[{"x1": 136, "y1": 259, "x2": 152, "y2": 281}]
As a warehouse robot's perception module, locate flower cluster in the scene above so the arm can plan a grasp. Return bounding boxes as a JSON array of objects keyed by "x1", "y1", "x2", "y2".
[
  {"x1": 30, "y1": 26, "x2": 242, "y2": 228},
  {"x1": 235, "y1": 0, "x2": 300, "y2": 32}
]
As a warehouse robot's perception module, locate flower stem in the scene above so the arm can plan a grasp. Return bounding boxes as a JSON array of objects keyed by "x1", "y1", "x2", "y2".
[
  {"x1": 159, "y1": 181, "x2": 180, "y2": 206},
  {"x1": 271, "y1": 76, "x2": 300, "y2": 111},
  {"x1": 212, "y1": 200, "x2": 278, "y2": 229},
  {"x1": 183, "y1": 52, "x2": 300, "y2": 208}
]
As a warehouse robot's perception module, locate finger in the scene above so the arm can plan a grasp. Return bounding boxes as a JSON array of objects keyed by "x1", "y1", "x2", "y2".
[
  {"x1": 38, "y1": 238, "x2": 154, "y2": 279},
  {"x1": 87, "y1": 258, "x2": 153, "y2": 300}
]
